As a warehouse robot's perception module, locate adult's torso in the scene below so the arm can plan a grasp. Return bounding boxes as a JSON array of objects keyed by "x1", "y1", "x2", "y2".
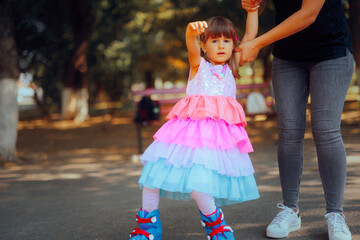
[{"x1": 272, "y1": 0, "x2": 353, "y2": 62}]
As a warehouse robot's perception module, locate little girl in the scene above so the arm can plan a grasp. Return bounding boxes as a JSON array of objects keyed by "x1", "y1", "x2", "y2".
[{"x1": 129, "y1": 9, "x2": 259, "y2": 240}]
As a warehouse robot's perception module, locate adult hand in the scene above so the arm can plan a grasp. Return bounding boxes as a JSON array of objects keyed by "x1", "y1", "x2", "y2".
[
  {"x1": 241, "y1": 0, "x2": 261, "y2": 12},
  {"x1": 236, "y1": 40, "x2": 261, "y2": 66}
]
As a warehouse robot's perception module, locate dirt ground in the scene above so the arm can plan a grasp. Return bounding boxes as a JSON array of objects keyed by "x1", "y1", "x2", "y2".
[
  {"x1": 11, "y1": 101, "x2": 360, "y2": 168},
  {"x1": 0, "y1": 101, "x2": 359, "y2": 240}
]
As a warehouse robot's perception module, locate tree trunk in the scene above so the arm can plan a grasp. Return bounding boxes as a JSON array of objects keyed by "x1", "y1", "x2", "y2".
[
  {"x1": 62, "y1": 0, "x2": 93, "y2": 121},
  {"x1": 73, "y1": 88, "x2": 89, "y2": 123},
  {"x1": 61, "y1": 87, "x2": 76, "y2": 119},
  {"x1": 145, "y1": 70, "x2": 155, "y2": 89},
  {"x1": 348, "y1": 0, "x2": 360, "y2": 93},
  {"x1": 0, "y1": 0, "x2": 19, "y2": 163}
]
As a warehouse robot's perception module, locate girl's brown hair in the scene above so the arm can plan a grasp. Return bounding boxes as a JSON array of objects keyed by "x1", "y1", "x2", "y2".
[{"x1": 200, "y1": 16, "x2": 240, "y2": 79}]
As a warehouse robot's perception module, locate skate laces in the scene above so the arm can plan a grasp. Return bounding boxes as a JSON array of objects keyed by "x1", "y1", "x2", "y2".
[
  {"x1": 271, "y1": 203, "x2": 296, "y2": 224},
  {"x1": 325, "y1": 212, "x2": 348, "y2": 234}
]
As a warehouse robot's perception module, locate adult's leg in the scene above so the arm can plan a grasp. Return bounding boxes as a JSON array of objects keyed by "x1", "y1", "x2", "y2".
[
  {"x1": 272, "y1": 57, "x2": 310, "y2": 209},
  {"x1": 309, "y1": 50, "x2": 354, "y2": 213}
]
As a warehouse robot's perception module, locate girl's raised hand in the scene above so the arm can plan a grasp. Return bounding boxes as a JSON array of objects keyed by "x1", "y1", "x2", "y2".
[{"x1": 186, "y1": 21, "x2": 208, "y2": 38}]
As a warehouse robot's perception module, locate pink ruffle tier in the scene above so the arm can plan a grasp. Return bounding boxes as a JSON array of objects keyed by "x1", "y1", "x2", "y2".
[
  {"x1": 167, "y1": 95, "x2": 247, "y2": 126},
  {"x1": 154, "y1": 117, "x2": 253, "y2": 152}
]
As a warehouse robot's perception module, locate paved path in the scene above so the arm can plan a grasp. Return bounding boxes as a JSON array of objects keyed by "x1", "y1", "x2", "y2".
[{"x1": 1, "y1": 103, "x2": 359, "y2": 240}]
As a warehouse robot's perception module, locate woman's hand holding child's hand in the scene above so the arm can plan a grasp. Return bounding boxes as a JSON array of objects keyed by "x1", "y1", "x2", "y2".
[
  {"x1": 236, "y1": 40, "x2": 261, "y2": 66},
  {"x1": 186, "y1": 21, "x2": 208, "y2": 38}
]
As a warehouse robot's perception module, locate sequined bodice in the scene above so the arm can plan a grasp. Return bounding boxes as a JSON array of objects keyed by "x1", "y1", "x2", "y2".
[{"x1": 186, "y1": 58, "x2": 236, "y2": 98}]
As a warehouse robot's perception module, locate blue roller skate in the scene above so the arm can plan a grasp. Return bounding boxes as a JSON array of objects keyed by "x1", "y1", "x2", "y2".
[
  {"x1": 129, "y1": 209, "x2": 162, "y2": 240},
  {"x1": 200, "y1": 207, "x2": 235, "y2": 240}
]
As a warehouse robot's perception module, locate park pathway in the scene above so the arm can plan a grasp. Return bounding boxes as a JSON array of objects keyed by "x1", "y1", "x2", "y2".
[{"x1": 0, "y1": 102, "x2": 359, "y2": 240}]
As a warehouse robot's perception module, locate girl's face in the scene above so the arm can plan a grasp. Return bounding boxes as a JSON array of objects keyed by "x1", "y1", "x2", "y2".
[{"x1": 201, "y1": 35, "x2": 234, "y2": 65}]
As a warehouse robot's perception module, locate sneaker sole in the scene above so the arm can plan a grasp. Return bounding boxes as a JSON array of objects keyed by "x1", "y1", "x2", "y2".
[{"x1": 266, "y1": 218, "x2": 301, "y2": 239}]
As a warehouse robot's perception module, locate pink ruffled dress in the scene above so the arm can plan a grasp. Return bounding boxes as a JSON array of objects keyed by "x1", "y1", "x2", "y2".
[{"x1": 139, "y1": 57, "x2": 259, "y2": 206}]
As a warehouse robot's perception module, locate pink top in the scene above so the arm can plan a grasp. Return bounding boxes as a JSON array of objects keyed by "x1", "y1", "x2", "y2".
[{"x1": 186, "y1": 57, "x2": 236, "y2": 99}]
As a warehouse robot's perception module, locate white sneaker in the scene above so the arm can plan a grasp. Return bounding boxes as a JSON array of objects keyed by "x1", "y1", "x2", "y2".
[
  {"x1": 325, "y1": 212, "x2": 352, "y2": 240},
  {"x1": 266, "y1": 203, "x2": 301, "y2": 238}
]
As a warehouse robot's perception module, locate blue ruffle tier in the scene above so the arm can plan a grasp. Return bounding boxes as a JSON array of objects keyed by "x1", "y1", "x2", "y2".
[
  {"x1": 139, "y1": 158, "x2": 259, "y2": 206},
  {"x1": 141, "y1": 140, "x2": 254, "y2": 177}
]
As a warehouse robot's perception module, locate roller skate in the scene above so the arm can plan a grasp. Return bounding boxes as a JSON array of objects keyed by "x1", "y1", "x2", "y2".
[
  {"x1": 200, "y1": 207, "x2": 235, "y2": 240},
  {"x1": 129, "y1": 209, "x2": 162, "y2": 240}
]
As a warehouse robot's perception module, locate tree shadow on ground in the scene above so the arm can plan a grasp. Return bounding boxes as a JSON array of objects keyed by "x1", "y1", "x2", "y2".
[{"x1": 0, "y1": 101, "x2": 358, "y2": 239}]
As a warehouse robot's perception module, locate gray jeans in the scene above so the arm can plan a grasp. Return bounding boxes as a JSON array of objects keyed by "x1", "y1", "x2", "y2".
[{"x1": 272, "y1": 49, "x2": 354, "y2": 213}]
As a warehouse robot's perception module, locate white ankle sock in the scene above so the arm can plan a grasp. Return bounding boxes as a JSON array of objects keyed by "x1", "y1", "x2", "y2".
[
  {"x1": 191, "y1": 191, "x2": 216, "y2": 215},
  {"x1": 142, "y1": 187, "x2": 160, "y2": 212}
]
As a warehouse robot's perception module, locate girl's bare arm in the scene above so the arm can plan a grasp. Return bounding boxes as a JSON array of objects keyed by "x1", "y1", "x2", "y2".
[{"x1": 186, "y1": 21, "x2": 208, "y2": 70}]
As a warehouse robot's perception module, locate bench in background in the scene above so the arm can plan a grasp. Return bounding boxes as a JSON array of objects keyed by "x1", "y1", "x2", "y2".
[{"x1": 132, "y1": 82, "x2": 276, "y2": 153}]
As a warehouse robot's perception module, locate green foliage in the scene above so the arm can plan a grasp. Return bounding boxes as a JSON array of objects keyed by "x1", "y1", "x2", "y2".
[
  {"x1": 13, "y1": 0, "x2": 277, "y2": 106},
  {"x1": 14, "y1": 0, "x2": 73, "y2": 106}
]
